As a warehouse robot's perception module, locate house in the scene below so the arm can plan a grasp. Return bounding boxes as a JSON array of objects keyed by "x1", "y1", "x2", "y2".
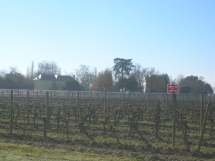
[{"x1": 33, "y1": 74, "x2": 73, "y2": 90}]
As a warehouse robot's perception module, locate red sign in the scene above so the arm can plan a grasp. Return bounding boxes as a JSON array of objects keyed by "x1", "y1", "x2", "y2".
[{"x1": 167, "y1": 84, "x2": 178, "y2": 94}]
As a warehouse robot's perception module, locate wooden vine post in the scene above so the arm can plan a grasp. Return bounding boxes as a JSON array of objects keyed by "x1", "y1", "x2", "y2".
[
  {"x1": 46, "y1": 91, "x2": 50, "y2": 129},
  {"x1": 200, "y1": 94, "x2": 204, "y2": 133},
  {"x1": 122, "y1": 93, "x2": 125, "y2": 118},
  {"x1": 167, "y1": 84, "x2": 179, "y2": 148},
  {"x1": 27, "y1": 90, "x2": 30, "y2": 124},
  {"x1": 43, "y1": 117, "x2": 47, "y2": 138},
  {"x1": 172, "y1": 93, "x2": 176, "y2": 147},
  {"x1": 165, "y1": 94, "x2": 169, "y2": 118},
  {"x1": 77, "y1": 91, "x2": 80, "y2": 124},
  {"x1": 104, "y1": 88, "x2": 107, "y2": 121},
  {"x1": 148, "y1": 93, "x2": 151, "y2": 108},
  {"x1": 9, "y1": 90, "x2": 13, "y2": 134},
  {"x1": 198, "y1": 102, "x2": 211, "y2": 152},
  {"x1": 182, "y1": 94, "x2": 184, "y2": 114},
  {"x1": 128, "y1": 92, "x2": 130, "y2": 121}
]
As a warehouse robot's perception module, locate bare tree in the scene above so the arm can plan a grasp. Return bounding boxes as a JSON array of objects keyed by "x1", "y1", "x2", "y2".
[
  {"x1": 26, "y1": 66, "x2": 30, "y2": 78},
  {"x1": 91, "y1": 69, "x2": 114, "y2": 91},
  {"x1": 75, "y1": 65, "x2": 97, "y2": 90},
  {"x1": 175, "y1": 75, "x2": 184, "y2": 84},
  {"x1": 0, "y1": 69, "x2": 7, "y2": 78},
  {"x1": 36, "y1": 61, "x2": 61, "y2": 75},
  {"x1": 9, "y1": 66, "x2": 19, "y2": 75},
  {"x1": 30, "y1": 60, "x2": 35, "y2": 79},
  {"x1": 131, "y1": 65, "x2": 158, "y2": 92}
]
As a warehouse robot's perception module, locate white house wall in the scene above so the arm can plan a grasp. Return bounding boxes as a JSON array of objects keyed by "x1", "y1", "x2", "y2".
[{"x1": 34, "y1": 80, "x2": 67, "y2": 90}]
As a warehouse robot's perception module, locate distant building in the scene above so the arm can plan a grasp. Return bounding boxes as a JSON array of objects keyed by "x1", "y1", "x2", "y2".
[{"x1": 33, "y1": 74, "x2": 73, "y2": 90}]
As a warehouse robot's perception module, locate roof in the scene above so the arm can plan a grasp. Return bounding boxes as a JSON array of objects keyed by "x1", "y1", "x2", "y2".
[
  {"x1": 56, "y1": 75, "x2": 72, "y2": 81},
  {"x1": 35, "y1": 74, "x2": 73, "y2": 81},
  {"x1": 38, "y1": 74, "x2": 56, "y2": 80}
]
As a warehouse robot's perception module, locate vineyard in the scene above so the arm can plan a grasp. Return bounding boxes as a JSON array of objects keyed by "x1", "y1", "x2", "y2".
[{"x1": 0, "y1": 89, "x2": 215, "y2": 160}]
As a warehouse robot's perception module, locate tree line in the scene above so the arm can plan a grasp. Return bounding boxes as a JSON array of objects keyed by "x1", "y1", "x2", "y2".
[{"x1": 0, "y1": 59, "x2": 213, "y2": 94}]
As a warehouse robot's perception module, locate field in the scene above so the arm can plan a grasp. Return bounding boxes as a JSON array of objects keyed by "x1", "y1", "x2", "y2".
[{"x1": 0, "y1": 90, "x2": 215, "y2": 161}]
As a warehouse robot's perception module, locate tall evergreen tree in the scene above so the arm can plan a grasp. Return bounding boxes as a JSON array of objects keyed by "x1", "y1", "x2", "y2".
[
  {"x1": 113, "y1": 58, "x2": 135, "y2": 91},
  {"x1": 113, "y1": 58, "x2": 135, "y2": 79}
]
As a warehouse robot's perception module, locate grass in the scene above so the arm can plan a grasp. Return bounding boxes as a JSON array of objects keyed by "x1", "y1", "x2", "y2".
[
  {"x1": 0, "y1": 126, "x2": 89, "y2": 142},
  {"x1": 95, "y1": 135, "x2": 148, "y2": 146},
  {"x1": 0, "y1": 142, "x2": 139, "y2": 161},
  {"x1": 0, "y1": 116, "x2": 214, "y2": 158},
  {"x1": 197, "y1": 146, "x2": 215, "y2": 154}
]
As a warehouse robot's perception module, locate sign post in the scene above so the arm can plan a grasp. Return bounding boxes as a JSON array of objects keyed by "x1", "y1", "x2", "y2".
[{"x1": 167, "y1": 84, "x2": 178, "y2": 147}]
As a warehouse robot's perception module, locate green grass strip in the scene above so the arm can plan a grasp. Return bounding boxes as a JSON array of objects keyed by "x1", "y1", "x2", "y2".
[{"x1": 0, "y1": 142, "x2": 139, "y2": 161}]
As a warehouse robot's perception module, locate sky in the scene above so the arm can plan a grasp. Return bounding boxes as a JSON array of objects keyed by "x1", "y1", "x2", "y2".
[{"x1": 0, "y1": 0, "x2": 215, "y2": 87}]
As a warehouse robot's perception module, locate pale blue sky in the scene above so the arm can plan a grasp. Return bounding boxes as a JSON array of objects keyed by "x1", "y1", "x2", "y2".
[{"x1": 0, "y1": 0, "x2": 215, "y2": 87}]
